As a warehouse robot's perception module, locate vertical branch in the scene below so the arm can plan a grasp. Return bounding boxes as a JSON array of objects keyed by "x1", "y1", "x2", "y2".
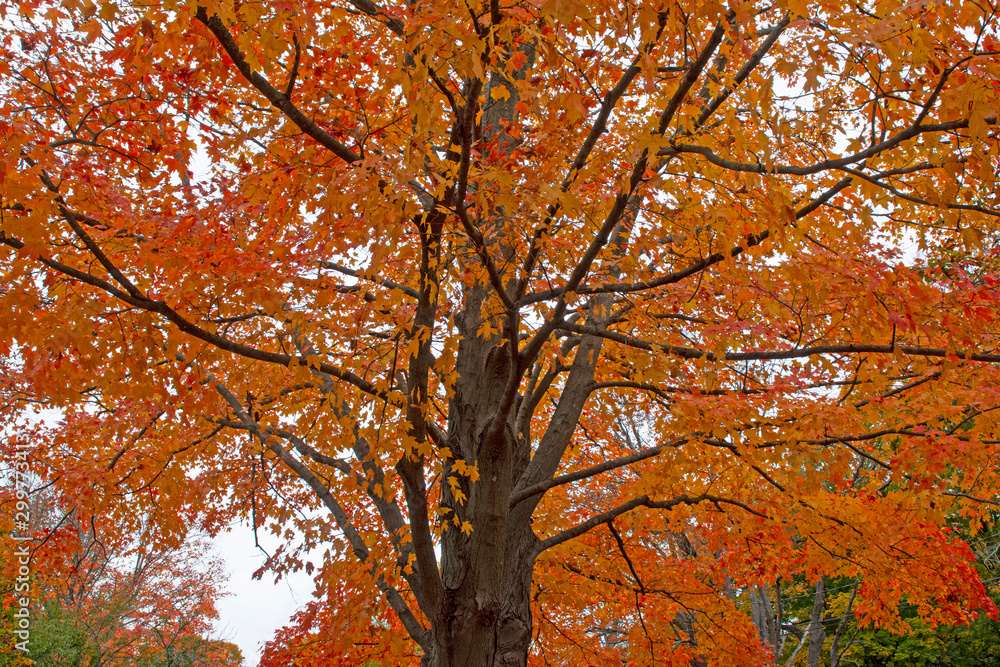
[
  {"x1": 806, "y1": 577, "x2": 826, "y2": 667},
  {"x1": 829, "y1": 582, "x2": 859, "y2": 667},
  {"x1": 399, "y1": 204, "x2": 448, "y2": 617}
]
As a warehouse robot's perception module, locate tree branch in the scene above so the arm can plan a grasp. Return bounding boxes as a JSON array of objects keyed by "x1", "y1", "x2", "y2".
[
  {"x1": 510, "y1": 435, "x2": 692, "y2": 508},
  {"x1": 207, "y1": 368, "x2": 431, "y2": 648},
  {"x1": 195, "y1": 7, "x2": 361, "y2": 165},
  {"x1": 318, "y1": 260, "x2": 420, "y2": 299},
  {"x1": 552, "y1": 323, "x2": 1000, "y2": 365},
  {"x1": 520, "y1": 176, "x2": 853, "y2": 303},
  {"x1": 662, "y1": 119, "x2": 989, "y2": 176},
  {"x1": 535, "y1": 493, "x2": 767, "y2": 554},
  {"x1": 0, "y1": 227, "x2": 396, "y2": 401}
]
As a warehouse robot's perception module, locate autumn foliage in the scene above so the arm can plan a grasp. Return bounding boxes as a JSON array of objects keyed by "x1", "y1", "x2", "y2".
[
  {"x1": 0, "y1": 485, "x2": 241, "y2": 666},
  {"x1": 3, "y1": 0, "x2": 1000, "y2": 664}
]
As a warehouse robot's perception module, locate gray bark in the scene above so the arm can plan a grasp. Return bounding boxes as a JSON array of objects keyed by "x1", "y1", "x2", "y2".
[
  {"x1": 806, "y1": 577, "x2": 826, "y2": 667},
  {"x1": 750, "y1": 583, "x2": 782, "y2": 657}
]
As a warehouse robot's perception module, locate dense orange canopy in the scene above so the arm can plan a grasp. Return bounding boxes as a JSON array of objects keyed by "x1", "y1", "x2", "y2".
[{"x1": 3, "y1": 0, "x2": 1000, "y2": 665}]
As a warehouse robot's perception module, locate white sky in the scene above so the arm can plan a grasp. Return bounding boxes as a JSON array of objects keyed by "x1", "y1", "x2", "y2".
[{"x1": 211, "y1": 522, "x2": 315, "y2": 666}]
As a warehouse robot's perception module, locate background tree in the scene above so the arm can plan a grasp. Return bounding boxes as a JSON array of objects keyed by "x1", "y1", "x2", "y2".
[
  {"x1": 3, "y1": 0, "x2": 1000, "y2": 665},
  {"x1": 742, "y1": 528, "x2": 1000, "y2": 667},
  {"x1": 0, "y1": 478, "x2": 240, "y2": 667}
]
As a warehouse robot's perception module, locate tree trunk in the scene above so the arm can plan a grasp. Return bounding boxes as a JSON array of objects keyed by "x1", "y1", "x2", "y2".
[
  {"x1": 750, "y1": 583, "x2": 782, "y2": 658},
  {"x1": 429, "y1": 507, "x2": 537, "y2": 667},
  {"x1": 422, "y1": 262, "x2": 538, "y2": 666},
  {"x1": 806, "y1": 577, "x2": 826, "y2": 667}
]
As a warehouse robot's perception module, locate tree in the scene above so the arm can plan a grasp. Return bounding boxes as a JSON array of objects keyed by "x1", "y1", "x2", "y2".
[
  {"x1": 832, "y1": 527, "x2": 1000, "y2": 667},
  {"x1": 742, "y1": 528, "x2": 1000, "y2": 667},
  {"x1": 0, "y1": 479, "x2": 240, "y2": 667},
  {"x1": 29, "y1": 529, "x2": 240, "y2": 667},
  {"x1": 2, "y1": 0, "x2": 1000, "y2": 664}
]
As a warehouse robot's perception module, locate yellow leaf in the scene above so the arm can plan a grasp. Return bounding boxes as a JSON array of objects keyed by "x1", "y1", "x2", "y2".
[
  {"x1": 961, "y1": 226, "x2": 984, "y2": 250},
  {"x1": 490, "y1": 86, "x2": 511, "y2": 102}
]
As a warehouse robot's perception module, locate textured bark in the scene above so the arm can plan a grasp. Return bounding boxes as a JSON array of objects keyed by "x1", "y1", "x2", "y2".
[
  {"x1": 806, "y1": 577, "x2": 826, "y2": 667},
  {"x1": 416, "y1": 48, "x2": 560, "y2": 665},
  {"x1": 429, "y1": 286, "x2": 594, "y2": 664},
  {"x1": 750, "y1": 584, "x2": 782, "y2": 658}
]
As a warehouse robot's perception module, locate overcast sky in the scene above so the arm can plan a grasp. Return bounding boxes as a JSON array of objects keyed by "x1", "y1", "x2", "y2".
[{"x1": 211, "y1": 523, "x2": 315, "y2": 666}]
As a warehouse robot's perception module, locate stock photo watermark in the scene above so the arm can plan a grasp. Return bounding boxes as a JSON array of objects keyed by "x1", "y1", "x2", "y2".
[{"x1": 7, "y1": 437, "x2": 32, "y2": 654}]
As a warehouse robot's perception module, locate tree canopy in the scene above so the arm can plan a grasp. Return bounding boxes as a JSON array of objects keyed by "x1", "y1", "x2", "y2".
[{"x1": 3, "y1": 0, "x2": 1000, "y2": 665}]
